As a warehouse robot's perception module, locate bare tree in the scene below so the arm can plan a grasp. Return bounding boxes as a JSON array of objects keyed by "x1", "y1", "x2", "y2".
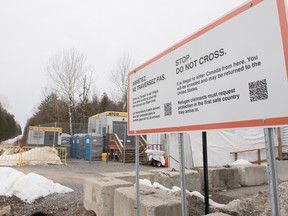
[
  {"x1": 46, "y1": 49, "x2": 94, "y2": 135},
  {"x1": 78, "y1": 72, "x2": 94, "y2": 123},
  {"x1": 109, "y1": 53, "x2": 134, "y2": 111},
  {"x1": 0, "y1": 94, "x2": 9, "y2": 110}
]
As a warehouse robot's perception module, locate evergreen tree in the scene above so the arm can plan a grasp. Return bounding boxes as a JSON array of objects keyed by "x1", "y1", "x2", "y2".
[
  {"x1": 99, "y1": 92, "x2": 113, "y2": 113},
  {"x1": 24, "y1": 93, "x2": 69, "y2": 135},
  {"x1": 0, "y1": 103, "x2": 21, "y2": 141}
]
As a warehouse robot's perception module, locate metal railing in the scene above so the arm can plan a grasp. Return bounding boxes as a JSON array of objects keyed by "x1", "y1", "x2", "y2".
[
  {"x1": 0, "y1": 146, "x2": 21, "y2": 165},
  {"x1": 0, "y1": 146, "x2": 67, "y2": 166}
]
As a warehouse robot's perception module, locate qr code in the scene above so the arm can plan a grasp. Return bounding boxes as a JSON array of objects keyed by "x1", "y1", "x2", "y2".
[
  {"x1": 249, "y1": 79, "x2": 268, "y2": 102},
  {"x1": 164, "y1": 102, "x2": 172, "y2": 116}
]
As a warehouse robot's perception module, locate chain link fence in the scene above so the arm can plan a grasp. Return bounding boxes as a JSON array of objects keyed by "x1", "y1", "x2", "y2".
[
  {"x1": 27, "y1": 121, "x2": 148, "y2": 163},
  {"x1": 38, "y1": 122, "x2": 89, "y2": 135}
]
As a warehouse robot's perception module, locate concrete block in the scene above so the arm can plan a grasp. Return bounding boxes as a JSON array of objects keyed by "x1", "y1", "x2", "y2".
[
  {"x1": 84, "y1": 177, "x2": 133, "y2": 216},
  {"x1": 196, "y1": 167, "x2": 241, "y2": 191},
  {"x1": 237, "y1": 165, "x2": 267, "y2": 186},
  {"x1": 151, "y1": 169, "x2": 201, "y2": 192},
  {"x1": 101, "y1": 171, "x2": 155, "y2": 183},
  {"x1": 277, "y1": 160, "x2": 288, "y2": 181},
  {"x1": 114, "y1": 186, "x2": 182, "y2": 216}
]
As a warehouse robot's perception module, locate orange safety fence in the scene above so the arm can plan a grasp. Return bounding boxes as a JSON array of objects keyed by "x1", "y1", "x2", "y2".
[{"x1": 0, "y1": 146, "x2": 67, "y2": 166}]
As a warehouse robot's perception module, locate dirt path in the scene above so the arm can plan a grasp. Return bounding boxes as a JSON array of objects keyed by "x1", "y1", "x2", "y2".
[{"x1": 14, "y1": 159, "x2": 156, "y2": 184}]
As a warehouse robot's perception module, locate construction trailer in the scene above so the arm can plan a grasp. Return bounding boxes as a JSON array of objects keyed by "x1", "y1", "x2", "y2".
[
  {"x1": 88, "y1": 111, "x2": 128, "y2": 135},
  {"x1": 88, "y1": 111, "x2": 149, "y2": 163},
  {"x1": 88, "y1": 111, "x2": 134, "y2": 148},
  {"x1": 27, "y1": 126, "x2": 63, "y2": 146}
]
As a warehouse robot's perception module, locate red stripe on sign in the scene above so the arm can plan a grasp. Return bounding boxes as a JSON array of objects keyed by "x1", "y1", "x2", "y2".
[{"x1": 128, "y1": 117, "x2": 288, "y2": 135}]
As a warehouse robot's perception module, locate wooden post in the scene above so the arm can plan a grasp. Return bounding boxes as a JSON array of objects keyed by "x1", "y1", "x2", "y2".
[
  {"x1": 277, "y1": 128, "x2": 283, "y2": 160},
  {"x1": 257, "y1": 149, "x2": 261, "y2": 165},
  {"x1": 234, "y1": 152, "x2": 238, "y2": 161}
]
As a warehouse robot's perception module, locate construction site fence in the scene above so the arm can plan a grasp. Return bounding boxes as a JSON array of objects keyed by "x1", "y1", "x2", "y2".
[
  {"x1": 0, "y1": 145, "x2": 67, "y2": 166},
  {"x1": 38, "y1": 122, "x2": 92, "y2": 135}
]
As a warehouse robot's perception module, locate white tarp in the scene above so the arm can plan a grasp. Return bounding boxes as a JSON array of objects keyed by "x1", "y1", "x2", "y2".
[
  {"x1": 168, "y1": 128, "x2": 268, "y2": 168},
  {"x1": 281, "y1": 126, "x2": 288, "y2": 153},
  {"x1": 168, "y1": 133, "x2": 194, "y2": 170},
  {"x1": 145, "y1": 149, "x2": 165, "y2": 166}
]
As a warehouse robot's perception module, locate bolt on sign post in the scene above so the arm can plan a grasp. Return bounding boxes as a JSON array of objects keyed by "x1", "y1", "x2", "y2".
[{"x1": 128, "y1": 0, "x2": 288, "y2": 215}]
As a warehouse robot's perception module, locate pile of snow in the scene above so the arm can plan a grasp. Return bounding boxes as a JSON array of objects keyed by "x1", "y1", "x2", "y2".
[
  {"x1": 0, "y1": 135, "x2": 23, "y2": 146},
  {"x1": 139, "y1": 179, "x2": 225, "y2": 208},
  {"x1": 0, "y1": 167, "x2": 73, "y2": 203},
  {"x1": 190, "y1": 191, "x2": 225, "y2": 208},
  {"x1": 0, "y1": 147, "x2": 62, "y2": 166},
  {"x1": 229, "y1": 159, "x2": 252, "y2": 166}
]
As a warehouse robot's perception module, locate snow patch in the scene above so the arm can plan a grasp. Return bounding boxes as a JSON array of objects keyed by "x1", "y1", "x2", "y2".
[
  {"x1": 0, "y1": 135, "x2": 23, "y2": 146},
  {"x1": 230, "y1": 159, "x2": 252, "y2": 166},
  {"x1": 139, "y1": 178, "x2": 225, "y2": 208},
  {"x1": 191, "y1": 191, "x2": 225, "y2": 208},
  {"x1": 0, "y1": 167, "x2": 73, "y2": 203}
]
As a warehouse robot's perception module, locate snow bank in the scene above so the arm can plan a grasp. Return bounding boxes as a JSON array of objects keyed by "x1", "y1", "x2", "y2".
[
  {"x1": 190, "y1": 191, "x2": 225, "y2": 208},
  {"x1": 0, "y1": 147, "x2": 62, "y2": 166},
  {"x1": 0, "y1": 167, "x2": 73, "y2": 203},
  {"x1": 0, "y1": 167, "x2": 25, "y2": 196},
  {"x1": 229, "y1": 159, "x2": 252, "y2": 166},
  {"x1": 0, "y1": 135, "x2": 23, "y2": 146}
]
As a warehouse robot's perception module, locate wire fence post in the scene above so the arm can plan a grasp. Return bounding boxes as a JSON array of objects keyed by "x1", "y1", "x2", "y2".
[
  {"x1": 53, "y1": 122, "x2": 57, "y2": 146},
  {"x1": 18, "y1": 148, "x2": 23, "y2": 167},
  {"x1": 124, "y1": 124, "x2": 127, "y2": 164},
  {"x1": 178, "y1": 133, "x2": 187, "y2": 216},
  {"x1": 135, "y1": 135, "x2": 140, "y2": 216},
  {"x1": 264, "y1": 128, "x2": 280, "y2": 216},
  {"x1": 202, "y1": 131, "x2": 209, "y2": 214}
]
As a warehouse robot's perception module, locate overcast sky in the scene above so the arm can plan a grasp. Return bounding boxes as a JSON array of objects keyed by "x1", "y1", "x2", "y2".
[{"x1": 1, "y1": 0, "x2": 285, "y2": 130}]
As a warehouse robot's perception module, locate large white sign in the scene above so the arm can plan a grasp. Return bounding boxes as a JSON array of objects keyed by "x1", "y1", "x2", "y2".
[{"x1": 128, "y1": 0, "x2": 288, "y2": 135}]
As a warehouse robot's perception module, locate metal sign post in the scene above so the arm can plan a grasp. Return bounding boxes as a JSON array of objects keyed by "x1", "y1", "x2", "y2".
[
  {"x1": 202, "y1": 131, "x2": 209, "y2": 214},
  {"x1": 264, "y1": 128, "x2": 281, "y2": 216},
  {"x1": 124, "y1": 124, "x2": 127, "y2": 164},
  {"x1": 53, "y1": 122, "x2": 57, "y2": 146},
  {"x1": 178, "y1": 133, "x2": 187, "y2": 216},
  {"x1": 135, "y1": 135, "x2": 140, "y2": 216},
  {"x1": 89, "y1": 124, "x2": 92, "y2": 164},
  {"x1": 90, "y1": 132, "x2": 92, "y2": 164}
]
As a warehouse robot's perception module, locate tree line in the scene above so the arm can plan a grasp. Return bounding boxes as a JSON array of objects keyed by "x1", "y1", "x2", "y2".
[
  {"x1": 24, "y1": 92, "x2": 125, "y2": 135},
  {"x1": 0, "y1": 103, "x2": 21, "y2": 142}
]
